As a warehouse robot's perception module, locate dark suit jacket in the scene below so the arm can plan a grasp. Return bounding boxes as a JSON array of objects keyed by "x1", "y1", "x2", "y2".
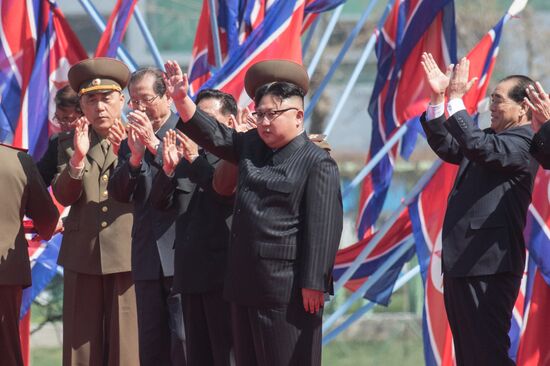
[
  {"x1": 36, "y1": 134, "x2": 59, "y2": 187},
  {"x1": 530, "y1": 119, "x2": 550, "y2": 169},
  {"x1": 176, "y1": 109, "x2": 343, "y2": 306},
  {"x1": 109, "y1": 112, "x2": 195, "y2": 281},
  {"x1": 150, "y1": 150, "x2": 234, "y2": 294},
  {"x1": 0, "y1": 145, "x2": 59, "y2": 287},
  {"x1": 421, "y1": 110, "x2": 539, "y2": 277}
]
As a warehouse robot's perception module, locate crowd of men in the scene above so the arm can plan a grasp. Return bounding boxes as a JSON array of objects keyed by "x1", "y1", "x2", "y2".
[{"x1": 0, "y1": 52, "x2": 549, "y2": 366}]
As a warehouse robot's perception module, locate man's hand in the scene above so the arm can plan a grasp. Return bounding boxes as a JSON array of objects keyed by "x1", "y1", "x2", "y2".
[
  {"x1": 448, "y1": 57, "x2": 478, "y2": 101},
  {"x1": 127, "y1": 124, "x2": 146, "y2": 168},
  {"x1": 70, "y1": 117, "x2": 90, "y2": 167},
  {"x1": 301, "y1": 288, "x2": 324, "y2": 314},
  {"x1": 107, "y1": 118, "x2": 127, "y2": 156},
  {"x1": 421, "y1": 52, "x2": 453, "y2": 105},
  {"x1": 162, "y1": 130, "x2": 182, "y2": 176},
  {"x1": 163, "y1": 61, "x2": 189, "y2": 102},
  {"x1": 127, "y1": 111, "x2": 160, "y2": 155},
  {"x1": 234, "y1": 107, "x2": 257, "y2": 133},
  {"x1": 525, "y1": 82, "x2": 550, "y2": 132},
  {"x1": 175, "y1": 130, "x2": 199, "y2": 163}
]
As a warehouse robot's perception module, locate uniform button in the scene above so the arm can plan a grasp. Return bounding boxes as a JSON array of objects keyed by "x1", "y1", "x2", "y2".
[
  {"x1": 101, "y1": 221, "x2": 108, "y2": 228},
  {"x1": 232, "y1": 232, "x2": 237, "y2": 238},
  {"x1": 103, "y1": 190, "x2": 108, "y2": 197},
  {"x1": 102, "y1": 206, "x2": 108, "y2": 212},
  {"x1": 236, "y1": 209, "x2": 241, "y2": 214},
  {"x1": 102, "y1": 174, "x2": 108, "y2": 182}
]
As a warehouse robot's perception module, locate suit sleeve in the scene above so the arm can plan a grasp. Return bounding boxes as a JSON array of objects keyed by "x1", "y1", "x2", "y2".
[
  {"x1": 52, "y1": 136, "x2": 84, "y2": 206},
  {"x1": 182, "y1": 156, "x2": 234, "y2": 204},
  {"x1": 36, "y1": 136, "x2": 58, "y2": 187},
  {"x1": 149, "y1": 169, "x2": 178, "y2": 211},
  {"x1": 299, "y1": 156, "x2": 343, "y2": 293},
  {"x1": 176, "y1": 108, "x2": 243, "y2": 163},
  {"x1": 530, "y1": 120, "x2": 550, "y2": 169},
  {"x1": 22, "y1": 153, "x2": 59, "y2": 240},
  {"x1": 444, "y1": 110, "x2": 533, "y2": 172},
  {"x1": 420, "y1": 112, "x2": 463, "y2": 164},
  {"x1": 109, "y1": 141, "x2": 151, "y2": 203}
]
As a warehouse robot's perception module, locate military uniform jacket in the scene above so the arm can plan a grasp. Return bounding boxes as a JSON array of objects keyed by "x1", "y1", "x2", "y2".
[
  {"x1": 0, "y1": 146, "x2": 59, "y2": 286},
  {"x1": 421, "y1": 110, "x2": 539, "y2": 277},
  {"x1": 53, "y1": 129, "x2": 133, "y2": 275},
  {"x1": 150, "y1": 150, "x2": 233, "y2": 294},
  {"x1": 177, "y1": 109, "x2": 343, "y2": 306},
  {"x1": 109, "y1": 113, "x2": 195, "y2": 280}
]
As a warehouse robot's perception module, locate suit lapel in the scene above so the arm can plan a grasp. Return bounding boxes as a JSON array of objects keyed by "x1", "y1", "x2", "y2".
[{"x1": 103, "y1": 143, "x2": 117, "y2": 172}]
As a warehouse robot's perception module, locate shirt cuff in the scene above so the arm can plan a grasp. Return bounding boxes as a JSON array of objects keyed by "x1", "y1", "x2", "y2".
[
  {"x1": 426, "y1": 102, "x2": 445, "y2": 120},
  {"x1": 447, "y1": 98, "x2": 466, "y2": 116},
  {"x1": 68, "y1": 160, "x2": 85, "y2": 180}
]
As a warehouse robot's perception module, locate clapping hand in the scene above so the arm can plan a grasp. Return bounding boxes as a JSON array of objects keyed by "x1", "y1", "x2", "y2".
[
  {"x1": 448, "y1": 57, "x2": 478, "y2": 101},
  {"x1": 127, "y1": 124, "x2": 146, "y2": 168},
  {"x1": 525, "y1": 82, "x2": 550, "y2": 132},
  {"x1": 107, "y1": 118, "x2": 127, "y2": 155},
  {"x1": 174, "y1": 130, "x2": 199, "y2": 163},
  {"x1": 162, "y1": 130, "x2": 183, "y2": 176},
  {"x1": 421, "y1": 52, "x2": 453, "y2": 104},
  {"x1": 163, "y1": 61, "x2": 189, "y2": 102},
  {"x1": 71, "y1": 116, "x2": 90, "y2": 167},
  {"x1": 234, "y1": 106, "x2": 257, "y2": 133},
  {"x1": 127, "y1": 111, "x2": 160, "y2": 155}
]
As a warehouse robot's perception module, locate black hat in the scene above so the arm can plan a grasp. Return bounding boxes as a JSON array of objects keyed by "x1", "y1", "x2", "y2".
[
  {"x1": 68, "y1": 57, "x2": 130, "y2": 96},
  {"x1": 244, "y1": 59, "x2": 309, "y2": 99}
]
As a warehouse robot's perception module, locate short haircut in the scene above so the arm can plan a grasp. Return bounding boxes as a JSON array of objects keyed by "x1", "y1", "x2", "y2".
[
  {"x1": 254, "y1": 81, "x2": 305, "y2": 106},
  {"x1": 499, "y1": 75, "x2": 535, "y2": 103},
  {"x1": 195, "y1": 88, "x2": 238, "y2": 116},
  {"x1": 128, "y1": 67, "x2": 166, "y2": 96},
  {"x1": 55, "y1": 85, "x2": 80, "y2": 110}
]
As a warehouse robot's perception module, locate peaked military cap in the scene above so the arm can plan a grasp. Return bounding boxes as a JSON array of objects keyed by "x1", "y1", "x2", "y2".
[
  {"x1": 244, "y1": 59, "x2": 309, "y2": 99},
  {"x1": 68, "y1": 57, "x2": 130, "y2": 96}
]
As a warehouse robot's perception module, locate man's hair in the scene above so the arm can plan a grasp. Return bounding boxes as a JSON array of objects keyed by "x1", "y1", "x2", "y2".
[
  {"x1": 195, "y1": 88, "x2": 238, "y2": 116},
  {"x1": 499, "y1": 75, "x2": 535, "y2": 104},
  {"x1": 254, "y1": 81, "x2": 305, "y2": 106},
  {"x1": 128, "y1": 67, "x2": 166, "y2": 96},
  {"x1": 55, "y1": 85, "x2": 80, "y2": 110}
]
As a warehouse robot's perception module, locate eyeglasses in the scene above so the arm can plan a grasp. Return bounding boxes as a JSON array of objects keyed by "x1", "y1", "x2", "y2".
[
  {"x1": 251, "y1": 107, "x2": 299, "y2": 122},
  {"x1": 128, "y1": 94, "x2": 161, "y2": 107},
  {"x1": 52, "y1": 113, "x2": 80, "y2": 124}
]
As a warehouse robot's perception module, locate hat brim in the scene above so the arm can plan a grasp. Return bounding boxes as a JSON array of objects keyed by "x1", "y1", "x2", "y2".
[{"x1": 244, "y1": 60, "x2": 309, "y2": 99}]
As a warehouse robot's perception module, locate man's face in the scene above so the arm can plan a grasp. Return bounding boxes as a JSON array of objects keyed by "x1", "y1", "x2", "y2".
[
  {"x1": 197, "y1": 98, "x2": 234, "y2": 128},
  {"x1": 128, "y1": 74, "x2": 172, "y2": 130},
  {"x1": 54, "y1": 105, "x2": 81, "y2": 132},
  {"x1": 255, "y1": 94, "x2": 303, "y2": 149},
  {"x1": 489, "y1": 79, "x2": 527, "y2": 133},
  {"x1": 80, "y1": 91, "x2": 124, "y2": 135}
]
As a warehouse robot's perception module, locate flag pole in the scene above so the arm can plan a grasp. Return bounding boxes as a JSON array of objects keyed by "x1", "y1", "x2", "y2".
[
  {"x1": 342, "y1": 121, "x2": 411, "y2": 199},
  {"x1": 323, "y1": 237, "x2": 416, "y2": 332},
  {"x1": 304, "y1": 0, "x2": 391, "y2": 123},
  {"x1": 302, "y1": 16, "x2": 321, "y2": 58},
  {"x1": 306, "y1": 4, "x2": 344, "y2": 77},
  {"x1": 323, "y1": 264, "x2": 420, "y2": 344},
  {"x1": 207, "y1": 0, "x2": 223, "y2": 68},
  {"x1": 133, "y1": 6, "x2": 164, "y2": 70},
  {"x1": 78, "y1": 0, "x2": 138, "y2": 71},
  {"x1": 333, "y1": 159, "x2": 443, "y2": 294}
]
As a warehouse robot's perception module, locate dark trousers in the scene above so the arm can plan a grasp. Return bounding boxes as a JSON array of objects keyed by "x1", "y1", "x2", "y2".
[
  {"x1": 443, "y1": 273, "x2": 521, "y2": 366},
  {"x1": 231, "y1": 300, "x2": 323, "y2": 366},
  {"x1": 0, "y1": 286, "x2": 23, "y2": 366},
  {"x1": 135, "y1": 277, "x2": 186, "y2": 366},
  {"x1": 182, "y1": 290, "x2": 233, "y2": 366}
]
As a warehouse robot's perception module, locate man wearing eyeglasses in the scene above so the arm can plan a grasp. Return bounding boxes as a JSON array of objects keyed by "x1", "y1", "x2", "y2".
[
  {"x1": 163, "y1": 59, "x2": 343, "y2": 366},
  {"x1": 109, "y1": 67, "x2": 188, "y2": 366},
  {"x1": 36, "y1": 85, "x2": 82, "y2": 186}
]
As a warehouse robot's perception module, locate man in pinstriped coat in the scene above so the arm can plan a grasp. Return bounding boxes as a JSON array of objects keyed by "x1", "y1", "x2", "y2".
[{"x1": 163, "y1": 59, "x2": 343, "y2": 366}]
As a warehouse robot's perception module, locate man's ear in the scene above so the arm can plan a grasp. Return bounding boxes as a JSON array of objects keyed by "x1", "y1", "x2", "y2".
[
  {"x1": 228, "y1": 114, "x2": 236, "y2": 128},
  {"x1": 295, "y1": 109, "x2": 304, "y2": 127}
]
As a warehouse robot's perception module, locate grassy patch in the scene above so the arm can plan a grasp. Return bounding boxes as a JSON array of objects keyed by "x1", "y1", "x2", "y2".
[{"x1": 31, "y1": 347, "x2": 62, "y2": 366}]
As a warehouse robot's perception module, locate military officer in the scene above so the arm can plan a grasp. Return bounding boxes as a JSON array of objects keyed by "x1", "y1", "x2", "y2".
[
  {"x1": 52, "y1": 57, "x2": 139, "y2": 366},
  {"x1": 0, "y1": 144, "x2": 59, "y2": 366}
]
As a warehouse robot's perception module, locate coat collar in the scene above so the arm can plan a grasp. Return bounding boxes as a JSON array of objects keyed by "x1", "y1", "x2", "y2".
[{"x1": 156, "y1": 112, "x2": 179, "y2": 140}]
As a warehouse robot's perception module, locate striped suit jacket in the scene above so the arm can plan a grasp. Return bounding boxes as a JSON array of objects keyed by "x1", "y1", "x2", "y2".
[{"x1": 177, "y1": 109, "x2": 343, "y2": 306}]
